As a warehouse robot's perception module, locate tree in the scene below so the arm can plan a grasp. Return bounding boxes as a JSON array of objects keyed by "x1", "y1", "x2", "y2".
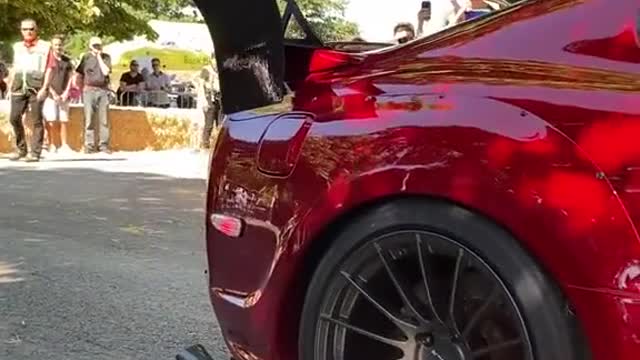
[
  {"x1": 278, "y1": 0, "x2": 359, "y2": 42},
  {"x1": 0, "y1": 0, "x2": 197, "y2": 60},
  {"x1": 0, "y1": 0, "x2": 358, "y2": 61}
]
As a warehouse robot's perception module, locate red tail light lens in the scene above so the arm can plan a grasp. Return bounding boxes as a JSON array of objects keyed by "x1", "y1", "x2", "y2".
[{"x1": 210, "y1": 214, "x2": 244, "y2": 237}]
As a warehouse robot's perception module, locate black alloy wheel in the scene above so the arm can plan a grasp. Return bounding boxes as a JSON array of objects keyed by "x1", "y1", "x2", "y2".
[{"x1": 300, "y1": 200, "x2": 586, "y2": 360}]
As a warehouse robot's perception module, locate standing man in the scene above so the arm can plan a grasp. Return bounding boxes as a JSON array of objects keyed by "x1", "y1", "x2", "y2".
[
  {"x1": 76, "y1": 36, "x2": 112, "y2": 154},
  {"x1": 145, "y1": 58, "x2": 171, "y2": 108},
  {"x1": 117, "y1": 60, "x2": 145, "y2": 106},
  {"x1": 43, "y1": 34, "x2": 74, "y2": 153},
  {"x1": 7, "y1": 18, "x2": 53, "y2": 162},
  {"x1": 197, "y1": 66, "x2": 221, "y2": 150}
]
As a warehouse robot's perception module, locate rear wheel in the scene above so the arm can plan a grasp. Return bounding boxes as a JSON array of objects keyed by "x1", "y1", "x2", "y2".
[{"x1": 299, "y1": 199, "x2": 582, "y2": 360}]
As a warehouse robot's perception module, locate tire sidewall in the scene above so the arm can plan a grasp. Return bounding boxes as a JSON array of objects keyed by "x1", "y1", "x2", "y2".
[{"x1": 299, "y1": 199, "x2": 578, "y2": 360}]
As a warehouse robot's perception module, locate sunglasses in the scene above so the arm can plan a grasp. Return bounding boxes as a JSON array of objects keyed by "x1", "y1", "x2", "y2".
[{"x1": 21, "y1": 27, "x2": 35, "y2": 31}]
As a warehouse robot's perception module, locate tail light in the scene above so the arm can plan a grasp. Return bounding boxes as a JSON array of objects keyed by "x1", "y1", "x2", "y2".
[{"x1": 210, "y1": 214, "x2": 244, "y2": 238}]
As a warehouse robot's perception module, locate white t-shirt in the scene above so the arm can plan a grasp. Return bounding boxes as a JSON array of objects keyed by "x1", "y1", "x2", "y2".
[
  {"x1": 421, "y1": 0, "x2": 469, "y2": 37},
  {"x1": 347, "y1": 0, "x2": 461, "y2": 42}
]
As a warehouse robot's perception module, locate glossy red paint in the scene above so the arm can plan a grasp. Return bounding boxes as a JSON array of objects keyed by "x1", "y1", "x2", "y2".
[{"x1": 205, "y1": 1, "x2": 640, "y2": 359}]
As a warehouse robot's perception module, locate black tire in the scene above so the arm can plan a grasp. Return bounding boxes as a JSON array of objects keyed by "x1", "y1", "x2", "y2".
[{"x1": 299, "y1": 199, "x2": 584, "y2": 360}]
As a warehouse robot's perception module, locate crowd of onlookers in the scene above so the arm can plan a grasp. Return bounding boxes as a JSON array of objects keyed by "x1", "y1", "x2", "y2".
[
  {"x1": 0, "y1": 2, "x2": 506, "y2": 161},
  {"x1": 2, "y1": 18, "x2": 221, "y2": 162},
  {"x1": 391, "y1": 0, "x2": 505, "y2": 44},
  {"x1": 1, "y1": 47, "x2": 217, "y2": 111}
]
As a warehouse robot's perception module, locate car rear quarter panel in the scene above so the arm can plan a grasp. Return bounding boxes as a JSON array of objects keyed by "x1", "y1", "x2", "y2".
[
  {"x1": 207, "y1": 93, "x2": 640, "y2": 360},
  {"x1": 205, "y1": 0, "x2": 640, "y2": 358}
]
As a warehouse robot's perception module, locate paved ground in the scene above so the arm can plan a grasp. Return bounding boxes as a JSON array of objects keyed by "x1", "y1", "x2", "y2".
[{"x1": 0, "y1": 151, "x2": 229, "y2": 360}]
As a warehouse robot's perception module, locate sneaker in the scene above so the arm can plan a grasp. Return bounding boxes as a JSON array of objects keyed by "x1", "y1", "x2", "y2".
[
  {"x1": 49, "y1": 144, "x2": 57, "y2": 153},
  {"x1": 9, "y1": 152, "x2": 27, "y2": 161},
  {"x1": 83, "y1": 147, "x2": 97, "y2": 154},
  {"x1": 23, "y1": 154, "x2": 40, "y2": 163},
  {"x1": 99, "y1": 148, "x2": 112, "y2": 155},
  {"x1": 58, "y1": 144, "x2": 73, "y2": 154}
]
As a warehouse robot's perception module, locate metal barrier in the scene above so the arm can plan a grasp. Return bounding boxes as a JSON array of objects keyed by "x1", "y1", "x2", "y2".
[
  {"x1": 117, "y1": 90, "x2": 197, "y2": 109},
  {"x1": 71, "y1": 89, "x2": 198, "y2": 109}
]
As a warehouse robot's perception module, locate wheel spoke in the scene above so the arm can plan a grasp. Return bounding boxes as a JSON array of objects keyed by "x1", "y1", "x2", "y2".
[
  {"x1": 462, "y1": 287, "x2": 500, "y2": 338},
  {"x1": 375, "y1": 242, "x2": 428, "y2": 324},
  {"x1": 341, "y1": 271, "x2": 417, "y2": 331},
  {"x1": 320, "y1": 314, "x2": 406, "y2": 349},
  {"x1": 472, "y1": 338, "x2": 523, "y2": 358},
  {"x1": 448, "y1": 249, "x2": 464, "y2": 332},
  {"x1": 416, "y1": 234, "x2": 444, "y2": 323}
]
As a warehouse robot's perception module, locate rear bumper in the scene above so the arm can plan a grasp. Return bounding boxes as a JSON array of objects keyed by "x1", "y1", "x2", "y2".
[{"x1": 207, "y1": 260, "x2": 301, "y2": 360}]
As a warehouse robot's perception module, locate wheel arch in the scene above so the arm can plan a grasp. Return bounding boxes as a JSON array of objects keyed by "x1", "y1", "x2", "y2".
[
  {"x1": 277, "y1": 135, "x2": 638, "y2": 360},
  {"x1": 272, "y1": 99, "x2": 640, "y2": 359}
]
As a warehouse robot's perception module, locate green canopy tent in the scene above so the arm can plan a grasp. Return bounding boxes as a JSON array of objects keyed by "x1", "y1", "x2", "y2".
[{"x1": 115, "y1": 46, "x2": 212, "y2": 73}]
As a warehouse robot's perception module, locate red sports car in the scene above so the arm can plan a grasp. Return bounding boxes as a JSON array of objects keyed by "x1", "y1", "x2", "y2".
[{"x1": 183, "y1": 0, "x2": 640, "y2": 359}]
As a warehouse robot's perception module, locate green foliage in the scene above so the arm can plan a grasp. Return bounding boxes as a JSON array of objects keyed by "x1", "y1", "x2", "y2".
[
  {"x1": 64, "y1": 32, "x2": 116, "y2": 60},
  {"x1": 278, "y1": 0, "x2": 359, "y2": 41},
  {"x1": 0, "y1": 0, "x2": 358, "y2": 62},
  {"x1": 0, "y1": 0, "x2": 199, "y2": 61}
]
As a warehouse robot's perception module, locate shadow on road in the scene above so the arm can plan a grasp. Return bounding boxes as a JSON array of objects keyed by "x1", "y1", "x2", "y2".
[
  {"x1": 0, "y1": 165, "x2": 209, "y2": 253},
  {"x1": 0, "y1": 165, "x2": 226, "y2": 360}
]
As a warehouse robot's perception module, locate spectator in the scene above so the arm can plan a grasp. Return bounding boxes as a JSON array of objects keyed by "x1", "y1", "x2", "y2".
[
  {"x1": 7, "y1": 18, "x2": 53, "y2": 162},
  {"x1": 418, "y1": 0, "x2": 500, "y2": 34},
  {"x1": 43, "y1": 34, "x2": 74, "y2": 154},
  {"x1": 145, "y1": 58, "x2": 171, "y2": 108},
  {"x1": 0, "y1": 62, "x2": 7, "y2": 99},
  {"x1": 118, "y1": 60, "x2": 144, "y2": 106},
  {"x1": 394, "y1": 22, "x2": 416, "y2": 44},
  {"x1": 76, "y1": 36, "x2": 112, "y2": 154},
  {"x1": 460, "y1": 0, "x2": 498, "y2": 21},
  {"x1": 197, "y1": 66, "x2": 221, "y2": 149},
  {"x1": 417, "y1": 0, "x2": 464, "y2": 37}
]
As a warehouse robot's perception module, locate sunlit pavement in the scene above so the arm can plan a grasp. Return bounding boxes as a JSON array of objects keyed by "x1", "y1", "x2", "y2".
[
  {"x1": 0, "y1": 150, "x2": 229, "y2": 360},
  {"x1": 0, "y1": 149, "x2": 211, "y2": 179}
]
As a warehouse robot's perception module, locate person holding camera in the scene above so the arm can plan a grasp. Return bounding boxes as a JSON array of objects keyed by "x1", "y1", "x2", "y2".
[
  {"x1": 416, "y1": 0, "x2": 468, "y2": 37},
  {"x1": 417, "y1": 0, "x2": 502, "y2": 36},
  {"x1": 75, "y1": 36, "x2": 112, "y2": 154}
]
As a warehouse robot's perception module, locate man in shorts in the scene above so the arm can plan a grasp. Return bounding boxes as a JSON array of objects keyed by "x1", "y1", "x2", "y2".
[{"x1": 43, "y1": 34, "x2": 73, "y2": 153}]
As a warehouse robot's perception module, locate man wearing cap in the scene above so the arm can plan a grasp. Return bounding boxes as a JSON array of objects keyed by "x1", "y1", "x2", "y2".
[
  {"x1": 75, "y1": 36, "x2": 112, "y2": 154},
  {"x1": 7, "y1": 18, "x2": 55, "y2": 162}
]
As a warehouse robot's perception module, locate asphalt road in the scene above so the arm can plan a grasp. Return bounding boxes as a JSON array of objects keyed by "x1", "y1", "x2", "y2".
[{"x1": 0, "y1": 152, "x2": 229, "y2": 360}]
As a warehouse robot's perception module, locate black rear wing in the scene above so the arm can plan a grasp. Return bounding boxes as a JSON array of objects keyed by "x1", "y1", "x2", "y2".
[{"x1": 194, "y1": 0, "x2": 323, "y2": 114}]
